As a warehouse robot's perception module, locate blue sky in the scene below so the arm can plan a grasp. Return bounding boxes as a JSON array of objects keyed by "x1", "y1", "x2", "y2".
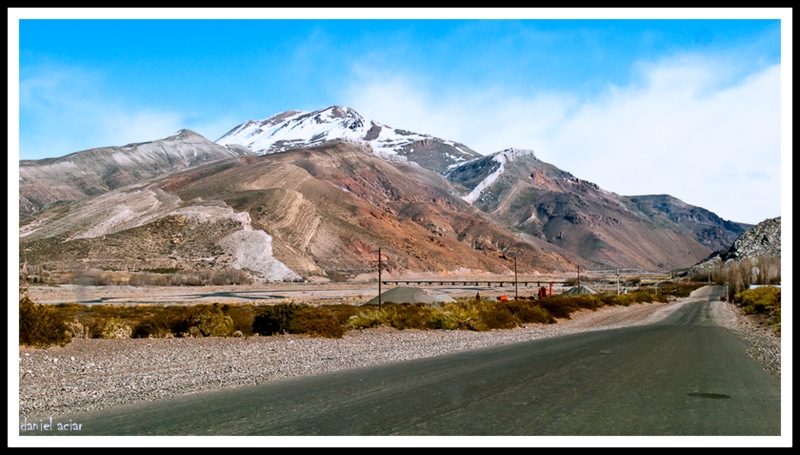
[{"x1": 10, "y1": 8, "x2": 791, "y2": 226}]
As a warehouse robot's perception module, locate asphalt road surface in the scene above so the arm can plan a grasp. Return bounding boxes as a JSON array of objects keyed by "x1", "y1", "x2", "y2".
[{"x1": 26, "y1": 290, "x2": 781, "y2": 437}]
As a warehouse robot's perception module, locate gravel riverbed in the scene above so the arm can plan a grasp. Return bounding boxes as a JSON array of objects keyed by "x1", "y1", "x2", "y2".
[{"x1": 17, "y1": 296, "x2": 781, "y2": 421}]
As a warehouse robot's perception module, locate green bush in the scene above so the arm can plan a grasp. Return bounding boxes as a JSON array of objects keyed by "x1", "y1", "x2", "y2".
[{"x1": 19, "y1": 287, "x2": 72, "y2": 348}]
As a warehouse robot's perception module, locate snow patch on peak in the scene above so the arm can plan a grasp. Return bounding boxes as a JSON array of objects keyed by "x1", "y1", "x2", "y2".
[
  {"x1": 495, "y1": 148, "x2": 535, "y2": 162},
  {"x1": 217, "y1": 106, "x2": 455, "y2": 160},
  {"x1": 460, "y1": 149, "x2": 537, "y2": 204}
]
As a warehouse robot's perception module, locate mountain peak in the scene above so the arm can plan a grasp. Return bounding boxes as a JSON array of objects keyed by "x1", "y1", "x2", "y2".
[
  {"x1": 215, "y1": 105, "x2": 482, "y2": 173},
  {"x1": 319, "y1": 105, "x2": 362, "y2": 119},
  {"x1": 494, "y1": 148, "x2": 536, "y2": 162}
]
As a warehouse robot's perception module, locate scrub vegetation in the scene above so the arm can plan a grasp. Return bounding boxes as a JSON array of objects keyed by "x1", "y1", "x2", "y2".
[
  {"x1": 19, "y1": 282, "x2": 706, "y2": 346},
  {"x1": 734, "y1": 285, "x2": 781, "y2": 334}
]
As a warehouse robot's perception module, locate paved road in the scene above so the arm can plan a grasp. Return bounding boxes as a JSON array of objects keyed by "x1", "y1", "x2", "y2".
[{"x1": 26, "y1": 289, "x2": 781, "y2": 436}]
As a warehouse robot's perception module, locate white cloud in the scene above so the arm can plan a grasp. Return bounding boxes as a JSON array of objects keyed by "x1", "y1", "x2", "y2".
[
  {"x1": 344, "y1": 69, "x2": 577, "y2": 155},
  {"x1": 539, "y1": 60, "x2": 781, "y2": 224},
  {"x1": 342, "y1": 56, "x2": 781, "y2": 225},
  {"x1": 19, "y1": 65, "x2": 188, "y2": 159}
]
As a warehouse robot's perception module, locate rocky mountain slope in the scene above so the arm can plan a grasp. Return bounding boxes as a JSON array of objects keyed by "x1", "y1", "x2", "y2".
[
  {"x1": 719, "y1": 216, "x2": 781, "y2": 261},
  {"x1": 444, "y1": 148, "x2": 746, "y2": 270},
  {"x1": 19, "y1": 140, "x2": 581, "y2": 283},
  {"x1": 682, "y1": 216, "x2": 781, "y2": 284},
  {"x1": 627, "y1": 194, "x2": 751, "y2": 252},
  {"x1": 19, "y1": 106, "x2": 755, "y2": 282},
  {"x1": 19, "y1": 129, "x2": 254, "y2": 215}
]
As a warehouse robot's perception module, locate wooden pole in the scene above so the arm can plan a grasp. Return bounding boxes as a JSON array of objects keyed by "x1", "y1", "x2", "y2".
[
  {"x1": 514, "y1": 258, "x2": 518, "y2": 300},
  {"x1": 378, "y1": 247, "x2": 382, "y2": 312}
]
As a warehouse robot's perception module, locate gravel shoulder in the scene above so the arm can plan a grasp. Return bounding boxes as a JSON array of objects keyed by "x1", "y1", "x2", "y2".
[{"x1": 17, "y1": 293, "x2": 781, "y2": 422}]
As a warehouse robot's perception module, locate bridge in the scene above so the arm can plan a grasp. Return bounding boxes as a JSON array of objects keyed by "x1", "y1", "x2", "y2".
[{"x1": 381, "y1": 280, "x2": 567, "y2": 288}]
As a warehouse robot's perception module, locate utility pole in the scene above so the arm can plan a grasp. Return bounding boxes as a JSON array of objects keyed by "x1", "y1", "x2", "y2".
[
  {"x1": 378, "y1": 247, "x2": 382, "y2": 312},
  {"x1": 616, "y1": 268, "x2": 620, "y2": 295},
  {"x1": 577, "y1": 266, "x2": 581, "y2": 287},
  {"x1": 514, "y1": 258, "x2": 518, "y2": 300}
]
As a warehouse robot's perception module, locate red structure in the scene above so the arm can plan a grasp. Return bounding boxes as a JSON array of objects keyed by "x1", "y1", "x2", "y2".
[{"x1": 538, "y1": 286, "x2": 549, "y2": 299}]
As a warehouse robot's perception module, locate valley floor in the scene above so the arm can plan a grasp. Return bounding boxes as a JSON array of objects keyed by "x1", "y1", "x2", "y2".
[{"x1": 17, "y1": 291, "x2": 780, "y2": 423}]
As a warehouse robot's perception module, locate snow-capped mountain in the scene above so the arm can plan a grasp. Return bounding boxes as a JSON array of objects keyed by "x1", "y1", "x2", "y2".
[
  {"x1": 19, "y1": 104, "x2": 753, "y2": 279},
  {"x1": 215, "y1": 105, "x2": 482, "y2": 173}
]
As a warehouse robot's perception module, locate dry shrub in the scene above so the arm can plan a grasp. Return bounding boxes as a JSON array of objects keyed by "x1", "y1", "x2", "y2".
[
  {"x1": 477, "y1": 302, "x2": 519, "y2": 330},
  {"x1": 387, "y1": 304, "x2": 435, "y2": 330},
  {"x1": 505, "y1": 300, "x2": 555, "y2": 324},
  {"x1": 253, "y1": 303, "x2": 305, "y2": 336},
  {"x1": 346, "y1": 310, "x2": 384, "y2": 329},
  {"x1": 426, "y1": 308, "x2": 463, "y2": 330},
  {"x1": 90, "y1": 317, "x2": 133, "y2": 339},
  {"x1": 187, "y1": 304, "x2": 234, "y2": 337},
  {"x1": 222, "y1": 305, "x2": 257, "y2": 337},
  {"x1": 737, "y1": 286, "x2": 781, "y2": 316},
  {"x1": 132, "y1": 310, "x2": 180, "y2": 338},
  {"x1": 291, "y1": 306, "x2": 347, "y2": 338},
  {"x1": 539, "y1": 296, "x2": 580, "y2": 319},
  {"x1": 19, "y1": 287, "x2": 72, "y2": 347}
]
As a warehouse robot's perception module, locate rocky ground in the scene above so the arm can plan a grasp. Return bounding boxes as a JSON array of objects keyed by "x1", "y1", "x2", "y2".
[{"x1": 17, "y1": 289, "x2": 781, "y2": 423}]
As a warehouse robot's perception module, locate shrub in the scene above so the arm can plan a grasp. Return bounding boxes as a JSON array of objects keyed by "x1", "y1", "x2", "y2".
[
  {"x1": 190, "y1": 305, "x2": 234, "y2": 337},
  {"x1": 222, "y1": 305, "x2": 257, "y2": 337},
  {"x1": 19, "y1": 287, "x2": 72, "y2": 347},
  {"x1": 505, "y1": 300, "x2": 555, "y2": 324},
  {"x1": 253, "y1": 302, "x2": 305, "y2": 336},
  {"x1": 737, "y1": 286, "x2": 780, "y2": 307},
  {"x1": 347, "y1": 310, "x2": 384, "y2": 330},
  {"x1": 426, "y1": 308, "x2": 463, "y2": 330},
  {"x1": 291, "y1": 306, "x2": 347, "y2": 338},
  {"x1": 132, "y1": 317, "x2": 172, "y2": 338},
  {"x1": 736, "y1": 286, "x2": 781, "y2": 315},
  {"x1": 90, "y1": 317, "x2": 133, "y2": 339},
  {"x1": 539, "y1": 297, "x2": 579, "y2": 319},
  {"x1": 387, "y1": 304, "x2": 435, "y2": 330},
  {"x1": 477, "y1": 302, "x2": 520, "y2": 330}
]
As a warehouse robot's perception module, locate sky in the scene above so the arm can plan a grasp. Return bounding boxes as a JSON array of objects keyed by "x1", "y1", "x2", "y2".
[
  {"x1": 7, "y1": 9, "x2": 794, "y2": 449},
  {"x1": 9, "y1": 8, "x2": 791, "y2": 226}
]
